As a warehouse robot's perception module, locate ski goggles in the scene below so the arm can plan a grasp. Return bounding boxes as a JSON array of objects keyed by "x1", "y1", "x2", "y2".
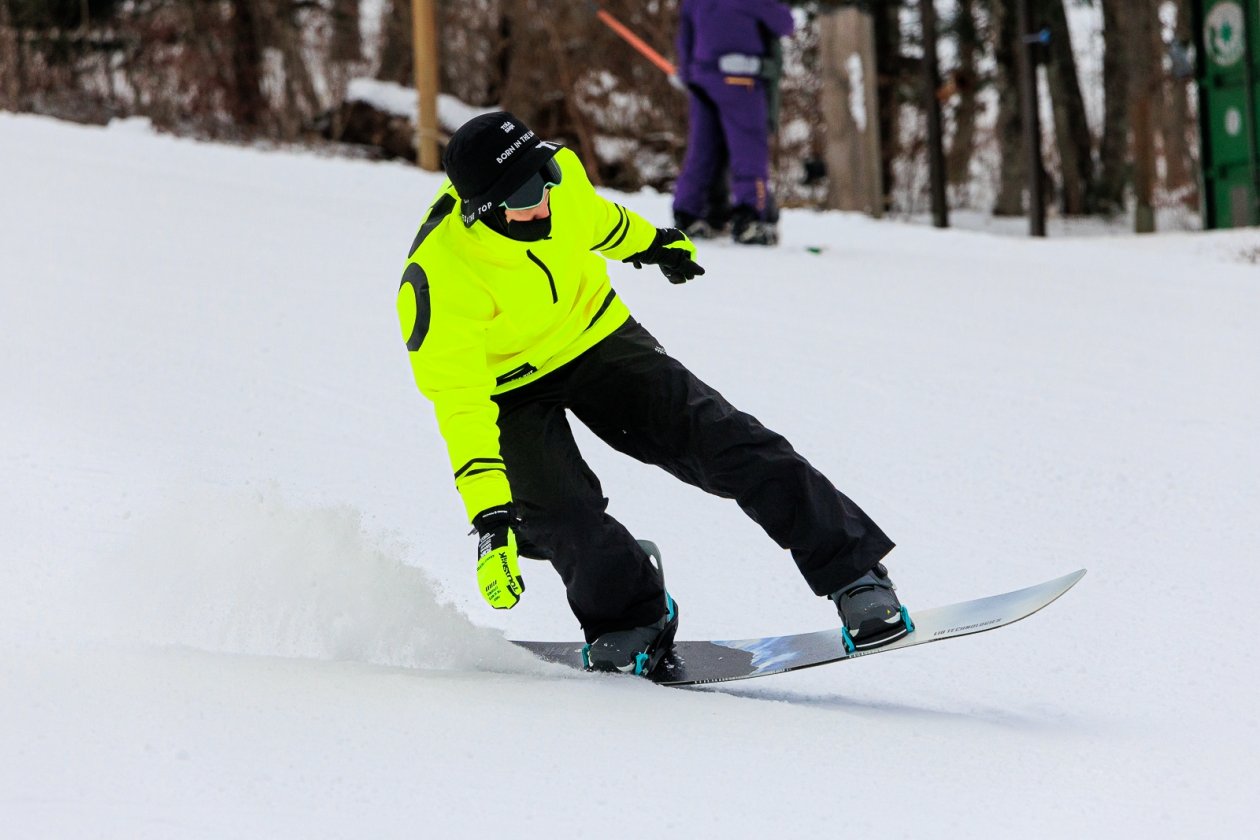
[{"x1": 501, "y1": 158, "x2": 563, "y2": 211}]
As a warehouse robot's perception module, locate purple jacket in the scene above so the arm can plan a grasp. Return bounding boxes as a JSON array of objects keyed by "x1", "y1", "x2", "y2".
[{"x1": 676, "y1": 0, "x2": 795, "y2": 82}]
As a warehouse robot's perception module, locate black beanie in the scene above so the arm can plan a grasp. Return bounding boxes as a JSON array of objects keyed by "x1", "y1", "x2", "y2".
[{"x1": 442, "y1": 111, "x2": 563, "y2": 227}]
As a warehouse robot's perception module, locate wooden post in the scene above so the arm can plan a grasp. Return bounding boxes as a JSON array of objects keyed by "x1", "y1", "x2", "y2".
[{"x1": 411, "y1": 0, "x2": 440, "y2": 170}]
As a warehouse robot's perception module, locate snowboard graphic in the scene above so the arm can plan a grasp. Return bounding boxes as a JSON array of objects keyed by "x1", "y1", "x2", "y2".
[{"x1": 512, "y1": 569, "x2": 1085, "y2": 686}]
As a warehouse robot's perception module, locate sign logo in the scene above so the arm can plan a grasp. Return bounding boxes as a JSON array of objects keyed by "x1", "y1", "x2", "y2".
[
  {"x1": 1225, "y1": 106, "x2": 1243, "y2": 136},
  {"x1": 1206, "y1": 2, "x2": 1245, "y2": 68}
]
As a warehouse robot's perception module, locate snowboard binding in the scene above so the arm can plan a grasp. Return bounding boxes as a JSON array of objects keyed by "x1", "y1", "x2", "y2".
[
  {"x1": 832, "y1": 563, "x2": 915, "y2": 654},
  {"x1": 841, "y1": 605, "x2": 914, "y2": 654},
  {"x1": 581, "y1": 540, "x2": 679, "y2": 676}
]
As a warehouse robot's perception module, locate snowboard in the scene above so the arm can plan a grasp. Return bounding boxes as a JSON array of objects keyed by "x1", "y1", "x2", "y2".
[{"x1": 511, "y1": 568, "x2": 1085, "y2": 687}]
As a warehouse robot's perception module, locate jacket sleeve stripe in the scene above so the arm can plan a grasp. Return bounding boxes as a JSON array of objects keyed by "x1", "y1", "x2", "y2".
[
  {"x1": 454, "y1": 457, "x2": 505, "y2": 481},
  {"x1": 460, "y1": 467, "x2": 507, "y2": 479},
  {"x1": 601, "y1": 206, "x2": 632, "y2": 252},
  {"x1": 592, "y1": 205, "x2": 627, "y2": 251}
]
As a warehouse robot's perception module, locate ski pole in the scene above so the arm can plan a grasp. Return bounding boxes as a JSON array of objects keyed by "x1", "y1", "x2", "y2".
[{"x1": 591, "y1": 5, "x2": 677, "y2": 77}]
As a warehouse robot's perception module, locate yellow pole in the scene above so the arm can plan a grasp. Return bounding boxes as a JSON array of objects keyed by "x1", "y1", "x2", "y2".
[{"x1": 411, "y1": 0, "x2": 440, "y2": 170}]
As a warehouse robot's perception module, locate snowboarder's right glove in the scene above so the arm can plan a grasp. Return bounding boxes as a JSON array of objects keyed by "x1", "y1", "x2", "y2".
[
  {"x1": 623, "y1": 228, "x2": 705, "y2": 284},
  {"x1": 472, "y1": 505, "x2": 525, "y2": 609}
]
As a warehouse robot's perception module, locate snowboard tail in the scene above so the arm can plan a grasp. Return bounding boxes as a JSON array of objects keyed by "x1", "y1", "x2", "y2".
[{"x1": 512, "y1": 569, "x2": 1085, "y2": 687}]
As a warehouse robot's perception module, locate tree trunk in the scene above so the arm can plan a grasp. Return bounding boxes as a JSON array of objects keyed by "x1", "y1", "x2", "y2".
[
  {"x1": 487, "y1": 3, "x2": 511, "y2": 106},
  {"x1": 872, "y1": 0, "x2": 903, "y2": 213},
  {"x1": 945, "y1": 0, "x2": 981, "y2": 187},
  {"x1": 1041, "y1": 0, "x2": 1096, "y2": 214},
  {"x1": 543, "y1": 10, "x2": 599, "y2": 183},
  {"x1": 376, "y1": 0, "x2": 412, "y2": 85},
  {"x1": 324, "y1": 0, "x2": 362, "y2": 141},
  {"x1": 228, "y1": 0, "x2": 265, "y2": 129},
  {"x1": 330, "y1": 0, "x2": 361, "y2": 64},
  {"x1": 992, "y1": 0, "x2": 1026, "y2": 215},
  {"x1": 1097, "y1": 0, "x2": 1129, "y2": 215},
  {"x1": 0, "y1": 0, "x2": 21, "y2": 110},
  {"x1": 1130, "y1": 0, "x2": 1156, "y2": 231},
  {"x1": 819, "y1": 7, "x2": 884, "y2": 214},
  {"x1": 266, "y1": 1, "x2": 320, "y2": 136},
  {"x1": 1159, "y1": 0, "x2": 1194, "y2": 201}
]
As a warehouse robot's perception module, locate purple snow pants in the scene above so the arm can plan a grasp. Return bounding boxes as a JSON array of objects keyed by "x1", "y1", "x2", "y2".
[{"x1": 673, "y1": 71, "x2": 772, "y2": 221}]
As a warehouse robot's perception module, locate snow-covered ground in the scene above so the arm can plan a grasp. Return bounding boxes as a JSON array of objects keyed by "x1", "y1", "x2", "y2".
[{"x1": 2, "y1": 114, "x2": 1258, "y2": 838}]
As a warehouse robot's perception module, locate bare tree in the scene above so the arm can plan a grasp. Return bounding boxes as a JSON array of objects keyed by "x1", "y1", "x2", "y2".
[
  {"x1": 1041, "y1": 0, "x2": 1096, "y2": 214},
  {"x1": 0, "y1": 0, "x2": 19, "y2": 109},
  {"x1": 945, "y1": 0, "x2": 985, "y2": 187},
  {"x1": 1130, "y1": 0, "x2": 1157, "y2": 231},
  {"x1": 1097, "y1": 0, "x2": 1129, "y2": 214},
  {"x1": 330, "y1": 0, "x2": 361, "y2": 63},
  {"x1": 1, "y1": 0, "x2": 1191, "y2": 220},
  {"x1": 992, "y1": 0, "x2": 1027, "y2": 215},
  {"x1": 375, "y1": 0, "x2": 411, "y2": 85},
  {"x1": 1157, "y1": 0, "x2": 1194, "y2": 202},
  {"x1": 228, "y1": 0, "x2": 265, "y2": 128},
  {"x1": 818, "y1": 4, "x2": 883, "y2": 213},
  {"x1": 872, "y1": 0, "x2": 907, "y2": 212}
]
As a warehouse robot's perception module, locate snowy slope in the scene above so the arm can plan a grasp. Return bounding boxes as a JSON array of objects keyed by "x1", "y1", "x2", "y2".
[{"x1": 1, "y1": 114, "x2": 1258, "y2": 838}]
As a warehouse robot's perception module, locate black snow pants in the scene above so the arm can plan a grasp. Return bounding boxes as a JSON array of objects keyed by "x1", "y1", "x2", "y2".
[{"x1": 492, "y1": 319, "x2": 894, "y2": 641}]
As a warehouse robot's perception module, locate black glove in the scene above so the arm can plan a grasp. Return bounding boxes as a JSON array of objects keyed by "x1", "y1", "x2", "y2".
[
  {"x1": 623, "y1": 228, "x2": 706, "y2": 284},
  {"x1": 471, "y1": 505, "x2": 524, "y2": 609}
]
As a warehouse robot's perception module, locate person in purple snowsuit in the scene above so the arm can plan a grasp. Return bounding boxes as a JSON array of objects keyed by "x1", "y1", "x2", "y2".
[{"x1": 673, "y1": 0, "x2": 794, "y2": 246}]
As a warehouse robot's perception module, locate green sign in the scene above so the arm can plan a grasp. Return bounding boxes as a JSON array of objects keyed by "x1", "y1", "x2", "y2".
[{"x1": 1195, "y1": 0, "x2": 1260, "y2": 227}]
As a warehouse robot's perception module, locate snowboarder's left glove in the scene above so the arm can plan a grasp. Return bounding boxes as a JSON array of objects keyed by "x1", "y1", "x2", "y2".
[
  {"x1": 472, "y1": 505, "x2": 525, "y2": 609},
  {"x1": 623, "y1": 228, "x2": 705, "y2": 284}
]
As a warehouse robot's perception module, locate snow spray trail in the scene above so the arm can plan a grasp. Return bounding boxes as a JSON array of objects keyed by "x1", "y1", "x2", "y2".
[{"x1": 91, "y1": 485, "x2": 545, "y2": 675}]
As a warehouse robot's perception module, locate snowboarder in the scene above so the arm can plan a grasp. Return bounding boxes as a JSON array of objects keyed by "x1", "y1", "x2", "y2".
[
  {"x1": 396, "y1": 111, "x2": 907, "y2": 675},
  {"x1": 673, "y1": 0, "x2": 794, "y2": 245}
]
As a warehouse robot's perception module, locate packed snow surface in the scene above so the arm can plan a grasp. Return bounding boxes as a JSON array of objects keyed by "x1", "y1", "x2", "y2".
[{"x1": 1, "y1": 114, "x2": 1257, "y2": 838}]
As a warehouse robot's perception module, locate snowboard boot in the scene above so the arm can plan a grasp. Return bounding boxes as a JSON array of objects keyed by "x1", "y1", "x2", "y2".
[
  {"x1": 830, "y1": 563, "x2": 913, "y2": 653},
  {"x1": 675, "y1": 210, "x2": 718, "y2": 240},
  {"x1": 730, "y1": 205, "x2": 779, "y2": 246},
  {"x1": 583, "y1": 593, "x2": 679, "y2": 676},
  {"x1": 705, "y1": 205, "x2": 732, "y2": 238}
]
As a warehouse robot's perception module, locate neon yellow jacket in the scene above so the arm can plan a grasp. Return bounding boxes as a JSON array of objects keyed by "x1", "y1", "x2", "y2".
[{"x1": 396, "y1": 148, "x2": 658, "y2": 521}]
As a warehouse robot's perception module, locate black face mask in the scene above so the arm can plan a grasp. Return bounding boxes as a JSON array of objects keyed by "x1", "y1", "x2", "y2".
[
  {"x1": 504, "y1": 216, "x2": 552, "y2": 241},
  {"x1": 483, "y1": 207, "x2": 552, "y2": 242}
]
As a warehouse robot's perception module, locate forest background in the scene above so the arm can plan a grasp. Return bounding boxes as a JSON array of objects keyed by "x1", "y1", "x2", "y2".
[{"x1": 0, "y1": 0, "x2": 1197, "y2": 227}]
